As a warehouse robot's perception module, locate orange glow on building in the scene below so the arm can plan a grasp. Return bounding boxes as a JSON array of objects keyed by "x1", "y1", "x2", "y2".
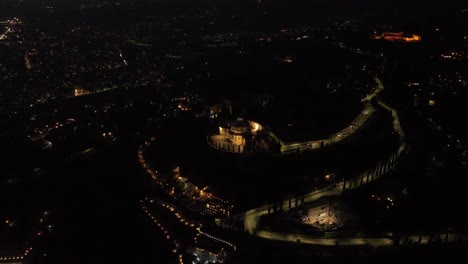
[
  {"x1": 374, "y1": 32, "x2": 421, "y2": 43},
  {"x1": 74, "y1": 88, "x2": 90, "y2": 97}
]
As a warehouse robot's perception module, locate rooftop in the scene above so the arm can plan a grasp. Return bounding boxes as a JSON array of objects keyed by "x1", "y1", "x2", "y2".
[{"x1": 230, "y1": 118, "x2": 249, "y2": 129}]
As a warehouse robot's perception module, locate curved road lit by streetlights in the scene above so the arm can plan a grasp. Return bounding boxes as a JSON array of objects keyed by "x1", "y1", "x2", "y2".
[{"x1": 241, "y1": 78, "x2": 408, "y2": 241}]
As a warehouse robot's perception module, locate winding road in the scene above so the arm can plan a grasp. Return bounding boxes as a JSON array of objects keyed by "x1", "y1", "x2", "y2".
[{"x1": 237, "y1": 78, "x2": 410, "y2": 247}]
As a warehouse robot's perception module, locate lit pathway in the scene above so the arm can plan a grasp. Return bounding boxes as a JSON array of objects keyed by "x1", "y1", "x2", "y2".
[
  {"x1": 243, "y1": 184, "x2": 344, "y2": 234},
  {"x1": 140, "y1": 197, "x2": 236, "y2": 261},
  {"x1": 236, "y1": 78, "x2": 411, "y2": 247},
  {"x1": 280, "y1": 77, "x2": 384, "y2": 153},
  {"x1": 256, "y1": 231, "x2": 466, "y2": 246},
  {"x1": 141, "y1": 199, "x2": 184, "y2": 264},
  {"x1": 243, "y1": 78, "x2": 404, "y2": 234},
  {"x1": 257, "y1": 230, "x2": 392, "y2": 246}
]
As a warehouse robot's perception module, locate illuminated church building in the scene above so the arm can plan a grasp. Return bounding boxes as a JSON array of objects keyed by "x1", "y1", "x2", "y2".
[{"x1": 208, "y1": 118, "x2": 262, "y2": 153}]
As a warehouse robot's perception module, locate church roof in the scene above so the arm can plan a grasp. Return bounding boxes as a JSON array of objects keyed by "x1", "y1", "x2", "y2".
[{"x1": 230, "y1": 118, "x2": 249, "y2": 128}]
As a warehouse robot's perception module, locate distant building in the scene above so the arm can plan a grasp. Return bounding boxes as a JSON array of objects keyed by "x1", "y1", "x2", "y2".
[
  {"x1": 73, "y1": 88, "x2": 90, "y2": 97},
  {"x1": 373, "y1": 32, "x2": 421, "y2": 42},
  {"x1": 207, "y1": 118, "x2": 263, "y2": 153}
]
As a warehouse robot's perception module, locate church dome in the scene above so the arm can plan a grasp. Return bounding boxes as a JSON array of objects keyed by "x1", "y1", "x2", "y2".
[{"x1": 230, "y1": 118, "x2": 249, "y2": 134}]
